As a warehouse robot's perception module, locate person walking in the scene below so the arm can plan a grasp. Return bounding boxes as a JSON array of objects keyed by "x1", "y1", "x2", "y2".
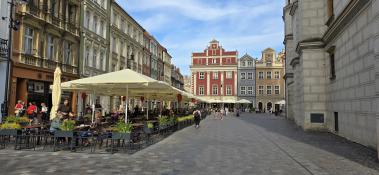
[{"x1": 193, "y1": 108, "x2": 202, "y2": 128}]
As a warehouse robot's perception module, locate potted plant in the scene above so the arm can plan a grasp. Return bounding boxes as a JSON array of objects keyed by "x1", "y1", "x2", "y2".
[
  {"x1": 0, "y1": 122, "x2": 21, "y2": 136},
  {"x1": 112, "y1": 121, "x2": 132, "y2": 140},
  {"x1": 55, "y1": 120, "x2": 76, "y2": 138},
  {"x1": 18, "y1": 117, "x2": 30, "y2": 127}
]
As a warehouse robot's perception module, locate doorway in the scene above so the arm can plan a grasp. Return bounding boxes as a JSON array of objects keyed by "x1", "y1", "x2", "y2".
[
  {"x1": 334, "y1": 112, "x2": 339, "y2": 132},
  {"x1": 258, "y1": 102, "x2": 263, "y2": 111},
  {"x1": 267, "y1": 102, "x2": 272, "y2": 111}
]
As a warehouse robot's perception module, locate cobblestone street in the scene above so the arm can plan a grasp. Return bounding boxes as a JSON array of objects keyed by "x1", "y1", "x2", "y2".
[{"x1": 1, "y1": 113, "x2": 379, "y2": 175}]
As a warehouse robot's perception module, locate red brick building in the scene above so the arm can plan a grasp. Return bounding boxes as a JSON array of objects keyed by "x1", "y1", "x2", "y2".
[{"x1": 190, "y1": 40, "x2": 238, "y2": 102}]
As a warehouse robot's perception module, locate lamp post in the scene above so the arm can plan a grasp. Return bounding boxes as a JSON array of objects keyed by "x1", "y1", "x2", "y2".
[{"x1": 1, "y1": 0, "x2": 29, "y2": 121}]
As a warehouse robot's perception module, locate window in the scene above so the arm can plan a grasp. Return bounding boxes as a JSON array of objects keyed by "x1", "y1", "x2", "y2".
[
  {"x1": 226, "y1": 71, "x2": 232, "y2": 79},
  {"x1": 267, "y1": 71, "x2": 272, "y2": 79},
  {"x1": 241, "y1": 73, "x2": 246, "y2": 80},
  {"x1": 47, "y1": 35, "x2": 54, "y2": 60},
  {"x1": 242, "y1": 61, "x2": 246, "y2": 67},
  {"x1": 92, "y1": 49, "x2": 97, "y2": 68},
  {"x1": 85, "y1": 46, "x2": 90, "y2": 66},
  {"x1": 212, "y1": 58, "x2": 217, "y2": 64},
  {"x1": 275, "y1": 71, "x2": 280, "y2": 79},
  {"x1": 240, "y1": 86, "x2": 246, "y2": 95},
  {"x1": 258, "y1": 72, "x2": 264, "y2": 79},
  {"x1": 120, "y1": 41, "x2": 124, "y2": 56},
  {"x1": 24, "y1": 27, "x2": 34, "y2": 54},
  {"x1": 199, "y1": 86, "x2": 204, "y2": 95},
  {"x1": 121, "y1": 19, "x2": 125, "y2": 32},
  {"x1": 112, "y1": 36, "x2": 117, "y2": 52},
  {"x1": 329, "y1": 51, "x2": 336, "y2": 80},
  {"x1": 258, "y1": 86, "x2": 264, "y2": 94},
  {"x1": 213, "y1": 72, "x2": 218, "y2": 79},
  {"x1": 247, "y1": 72, "x2": 253, "y2": 80},
  {"x1": 248, "y1": 61, "x2": 252, "y2": 66},
  {"x1": 247, "y1": 86, "x2": 253, "y2": 95},
  {"x1": 99, "y1": 21, "x2": 104, "y2": 37},
  {"x1": 85, "y1": 11, "x2": 90, "y2": 29},
  {"x1": 93, "y1": 16, "x2": 98, "y2": 33},
  {"x1": 267, "y1": 86, "x2": 272, "y2": 95},
  {"x1": 63, "y1": 41, "x2": 72, "y2": 64},
  {"x1": 212, "y1": 50, "x2": 216, "y2": 56},
  {"x1": 99, "y1": 50, "x2": 104, "y2": 70},
  {"x1": 226, "y1": 85, "x2": 232, "y2": 95},
  {"x1": 275, "y1": 86, "x2": 280, "y2": 94},
  {"x1": 51, "y1": 0, "x2": 58, "y2": 17},
  {"x1": 199, "y1": 72, "x2": 204, "y2": 79},
  {"x1": 113, "y1": 12, "x2": 117, "y2": 26},
  {"x1": 212, "y1": 85, "x2": 218, "y2": 95}
]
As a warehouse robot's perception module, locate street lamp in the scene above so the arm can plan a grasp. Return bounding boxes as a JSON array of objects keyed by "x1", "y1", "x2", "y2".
[{"x1": 1, "y1": 0, "x2": 29, "y2": 121}]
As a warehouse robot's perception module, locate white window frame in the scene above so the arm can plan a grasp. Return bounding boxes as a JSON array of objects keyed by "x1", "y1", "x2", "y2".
[
  {"x1": 93, "y1": 15, "x2": 98, "y2": 33},
  {"x1": 213, "y1": 72, "x2": 218, "y2": 80},
  {"x1": 47, "y1": 34, "x2": 54, "y2": 60},
  {"x1": 258, "y1": 86, "x2": 264, "y2": 95},
  {"x1": 247, "y1": 86, "x2": 253, "y2": 95},
  {"x1": 63, "y1": 41, "x2": 72, "y2": 64},
  {"x1": 241, "y1": 73, "x2": 246, "y2": 80},
  {"x1": 199, "y1": 72, "x2": 205, "y2": 79},
  {"x1": 85, "y1": 46, "x2": 90, "y2": 67},
  {"x1": 226, "y1": 71, "x2": 232, "y2": 79},
  {"x1": 212, "y1": 58, "x2": 217, "y2": 64},
  {"x1": 275, "y1": 85, "x2": 280, "y2": 95},
  {"x1": 99, "y1": 50, "x2": 105, "y2": 70},
  {"x1": 248, "y1": 61, "x2": 252, "y2": 66},
  {"x1": 267, "y1": 71, "x2": 272, "y2": 79},
  {"x1": 247, "y1": 72, "x2": 253, "y2": 80},
  {"x1": 212, "y1": 85, "x2": 218, "y2": 95},
  {"x1": 24, "y1": 27, "x2": 34, "y2": 54},
  {"x1": 275, "y1": 71, "x2": 280, "y2": 79},
  {"x1": 92, "y1": 49, "x2": 97, "y2": 68},
  {"x1": 258, "y1": 72, "x2": 264, "y2": 79},
  {"x1": 240, "y1": 86, "x2": 246, "y2": 95},
  {"x1": 99, "y1": 20, "x2": 104, "y2": 37},
  {"x1": 85, "y1": 11, "x2": 90, "y2": 29},
  {"x1": 199, "y1": 86, "x2": 204, "y2": 96},
  {"x1": 226, "y1": 85, "x2": 232, "y2": 95},
  {"x1": 267, "y1": 86, "x2": 272, "y2": 95},
  {"x1": 242, "y1": 61, "x2": 246, "y2": 67}
]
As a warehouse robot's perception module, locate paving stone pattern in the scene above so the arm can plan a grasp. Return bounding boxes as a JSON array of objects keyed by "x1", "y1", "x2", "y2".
[{"x1": 0, "y1": 113, "x2": 379, "y2": 175}]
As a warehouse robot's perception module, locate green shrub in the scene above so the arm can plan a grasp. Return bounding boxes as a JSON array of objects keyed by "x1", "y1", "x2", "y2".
[
  {"x1": 114, "y1": 121, "x2": 132, "y2": 133},
  {"x1": 5, "y1": 116, "x2": 19, "y2": 123},
  {"x1": 147, "y1": 122, "x2": 154, "y2": 129},
  {"x1": 0, "y1": 122, "x2": 21, "y2": 129},
  {"x1": 60, "y1": 120, "x2": 76, "y2": 131}
]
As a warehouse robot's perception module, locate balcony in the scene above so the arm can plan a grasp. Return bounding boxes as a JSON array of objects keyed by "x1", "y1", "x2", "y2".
[
  {"x1": 0, "y1": 39, "x2": 8, "y2": 58},
  {"x1": 20, "y1": 54, "x2": 78, "y2": 75},
  {"x1": 67, "y1": 22, "x2": 79, "y2": 35},
  {"x1": 28, "y1": 3, "x2": 40, "y2": 17},
  {"x1": 52, "y1": 15, "x2": 61, "y2": 27}
]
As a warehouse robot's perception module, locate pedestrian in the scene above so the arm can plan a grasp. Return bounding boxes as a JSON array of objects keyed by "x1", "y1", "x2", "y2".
[
  {"x1": 40, "y1": 102, "x2": 48, "y2": 123},
  {"x1": 220, "y1": 108, "x2": 224, "y2": 120},
  {"x1": 236, "y1": 108, "x2": 240, "y2": 117},
  {"x1": 26, "y1": 102, "x2": 37, "y2": 121},
  {"x1": 14, "y1": 100, "x2": 24, "y2": 117},
  {"x1": 193, "y1": 108, "x2": 202, "y2": 128}
]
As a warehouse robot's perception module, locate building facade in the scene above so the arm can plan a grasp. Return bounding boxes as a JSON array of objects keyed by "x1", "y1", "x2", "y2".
[
  {"x1": 157, "y1": 44, "x2": 165, "y2": 81},
  {"x1": 163, "y1": 49, "x2": 172, "y2": 84},
  {"x1": 255, "y1": 48, "x2": 285, "y2": 112},
  {"x1": 142, "y1": 31, "x2": 151, "y2": 77},
  {"x1": 8, "y1": 0, "x2": 81, "y2": 114},
  {"x1": 79, "y1": 0, "x2": 111, "y2": 114},
  {"x1": 171, "y1": 65, "x2": 184, "y2": 90},
  {"x1": 283, "y1": 0, "x2": 379, "y2": 150},
  {"x1": 183, "y1": 75, "x2": 191, "y2": 92},
  {"x1": 0, "y1": 0, "x2": 11, "y2": 120},
  {"x1": 190, "y1": 40, "x2": 238, "y2": 102},
  {"x1": 237, "y1": 54, "x2": 256, "y2": 106}
]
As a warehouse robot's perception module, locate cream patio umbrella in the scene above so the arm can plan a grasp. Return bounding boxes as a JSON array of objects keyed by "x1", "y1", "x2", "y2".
[
  {"x1": 237, "y1": 99, "x2": 252, "y2": 104},
  {"x1": 50, "y1": 67, "x2": 62, "y2": 120}
]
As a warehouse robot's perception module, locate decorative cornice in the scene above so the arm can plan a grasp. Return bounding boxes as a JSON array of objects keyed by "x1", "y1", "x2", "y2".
[
  {"x1": 283, "y1": 73, "x2": 294, "y2": 80},
  {"x1": 289, "y1": 1, "x2": 298, "y2": 16},
  {"x1": 283, "y1": 34, "x2": 293, "y2": 44},
  {"x1": 323, "y1": 0, "x2": 370, "y2": 44},
  {"x1": 295, "y1": 38, "x2": 325, "y2": 54},
  {"x1": 289, "y1": 57, "x2": 300, "y2": 68}
]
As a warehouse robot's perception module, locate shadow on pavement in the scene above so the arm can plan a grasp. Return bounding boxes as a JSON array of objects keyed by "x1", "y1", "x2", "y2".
[{"x1": 237, "y1": 112, "x2": 379, "y2": 171}]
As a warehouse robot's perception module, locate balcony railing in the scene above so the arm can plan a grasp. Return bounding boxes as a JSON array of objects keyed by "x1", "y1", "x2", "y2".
[
  {"x1": 52, "y1": 15, "x2": 61, "y2": 26},
  {"x1": 28, "y1": 3, "x2": 40, "y2": 17},
  {"x1": 20, "y1": 54, "x2": 78, "y2": 75},
  {"x1": 0, "y1": 39, "x2": 8, "y2": 58},
  {"x1": 67, "y1": 22, "x2": 78, "y2": 34}
]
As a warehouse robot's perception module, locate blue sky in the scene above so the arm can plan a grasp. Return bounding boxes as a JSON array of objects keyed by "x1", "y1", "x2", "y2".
[{"x1": 116, "y1": 0, "x2": 285, "y2": 75}]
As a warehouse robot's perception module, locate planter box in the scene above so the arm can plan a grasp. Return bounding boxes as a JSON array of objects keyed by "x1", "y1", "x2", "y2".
[
  {"x1": 144, "y1": 127, "x2": 153, "y2": 134},
  {"x1": 0, "y1": 129, "x2": 19, "y2": 136},
  {"x1": 54, "y1": 130, "x2": 74, "y2": 138},
  {"x1": 111, "y1": 132, "x2": 130, "y2": 140}
]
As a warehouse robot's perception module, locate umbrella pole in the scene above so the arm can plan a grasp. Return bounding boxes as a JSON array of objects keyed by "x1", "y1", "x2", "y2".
[
  {"x1": 147, "y1": 98, "x2": 149, "y2": 120},
  {"x1": 92, "y1": 91, "x2": 95, "y2": 123},
  {"x1": 125, "y1": 85, "x2": 128, "y2": 124}
]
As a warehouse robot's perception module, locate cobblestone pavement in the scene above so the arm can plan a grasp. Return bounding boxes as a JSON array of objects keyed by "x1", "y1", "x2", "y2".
[{"x1": 1, "y1": 113, "x2": 379, "y2": 175}]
